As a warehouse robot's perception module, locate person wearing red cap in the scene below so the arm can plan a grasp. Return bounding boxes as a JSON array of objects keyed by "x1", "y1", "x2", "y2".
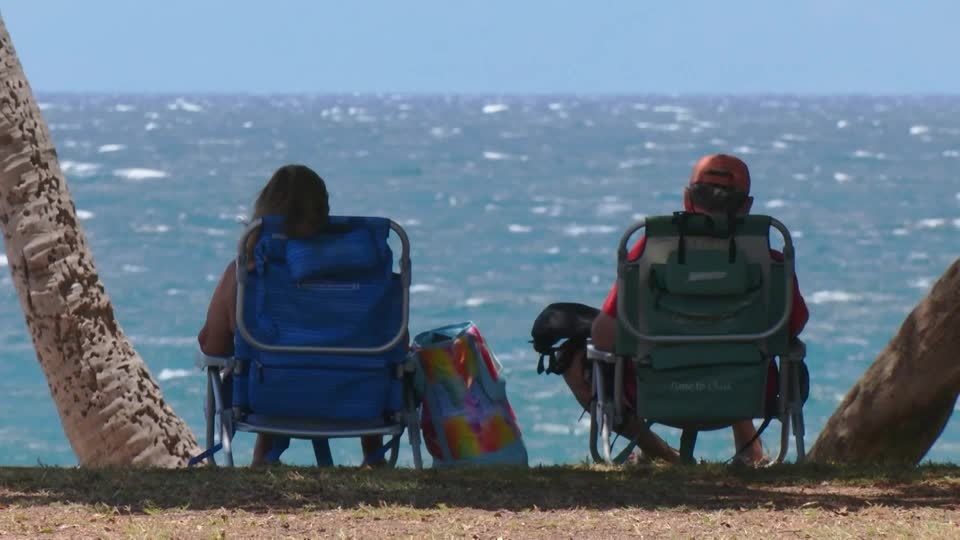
[{"x1": 561, "y1": 154, "x2": 809, "y2": 465}]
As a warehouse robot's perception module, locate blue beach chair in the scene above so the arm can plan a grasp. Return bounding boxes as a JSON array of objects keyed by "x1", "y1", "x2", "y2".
[
  {"x1": 193, "y1": 215, "x2": 423, "y2": 468},
  {"x1": 586, "y1": 213, "x2": 809, "y2": 465}
]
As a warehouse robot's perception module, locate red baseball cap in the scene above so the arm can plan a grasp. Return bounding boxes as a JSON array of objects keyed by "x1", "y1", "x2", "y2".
[{"x1": 689, "y1": 154, "x2": 751, "y2": 193}]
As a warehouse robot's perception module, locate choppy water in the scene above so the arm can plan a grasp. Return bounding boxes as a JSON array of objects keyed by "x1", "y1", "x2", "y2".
[{"x1": 1, "y1": 94, "x2": 958, "y2": 466}]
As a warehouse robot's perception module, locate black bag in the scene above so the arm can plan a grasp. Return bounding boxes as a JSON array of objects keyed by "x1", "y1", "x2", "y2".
[{"x1": 530, "y1": 302, "x2": 600, "y2": 375}]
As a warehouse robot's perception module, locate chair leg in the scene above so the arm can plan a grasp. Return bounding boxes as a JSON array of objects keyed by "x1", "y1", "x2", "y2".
[
  {"x1": 387, "y1": 435, "x2": 401, "y2": 467},
  {"x1": 204, "y1": 370, "x2": 216, "y2": 466},
  {"x1": 209, "y1": 369, "x2": 235, "y2": 467},
  {"x1": 407, "y1": 412, "x2": 424, "y2": 470},
  {"x1": 588, "y1": 361, "x2": 616, "y2": 464},
  {"x1": 220, "y1": 415, "x2": 235, "y2": 467},
  {"x1": 679, "y1": 429, "x2": 698, "y2": 464},
  {"x1": 793, "y1": 408, "x2": 806, "y2": 462},
  {"x1": 588, "y1": 399, "x2": 603, "y2": 463}
]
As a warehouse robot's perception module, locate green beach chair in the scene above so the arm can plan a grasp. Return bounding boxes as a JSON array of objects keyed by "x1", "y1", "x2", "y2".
[{"x1": 586, "y1": 212, "x2": 808, "y2": 465}]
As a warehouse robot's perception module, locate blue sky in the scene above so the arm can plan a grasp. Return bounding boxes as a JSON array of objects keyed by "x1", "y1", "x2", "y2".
[{"x1": 2, "y1": 1, "x2": 957, "y2": 94}]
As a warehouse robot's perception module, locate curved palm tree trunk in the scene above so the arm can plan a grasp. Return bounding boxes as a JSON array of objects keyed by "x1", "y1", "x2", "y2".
[
  {"x1": 808, "y1": 258, "x2": 960, "y2": 464},
  {"x1": 0, "y1": 16, "x2": 200, "y2": 466}
]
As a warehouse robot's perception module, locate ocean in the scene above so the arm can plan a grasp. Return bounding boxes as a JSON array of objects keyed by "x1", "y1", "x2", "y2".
[{"x1": 1, "y1": 94, "x2": 958, "y2": 466}]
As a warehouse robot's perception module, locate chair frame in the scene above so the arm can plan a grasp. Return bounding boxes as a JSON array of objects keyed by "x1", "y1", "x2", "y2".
[
  {"x1": 196, "y1": 217, "x2": 423, "y2": 469},
  {"x1": 585, "y1": 216, "x2": 808, "y2": 465}
]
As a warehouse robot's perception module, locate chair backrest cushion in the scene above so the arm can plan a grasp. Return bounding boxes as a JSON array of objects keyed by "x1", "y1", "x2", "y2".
[
  {"x1": 616, "y1": 213, "x2": 790, "y2": 357},
  {"x1": 231, "y1": 215, "x2": 405, "y2": 420}
]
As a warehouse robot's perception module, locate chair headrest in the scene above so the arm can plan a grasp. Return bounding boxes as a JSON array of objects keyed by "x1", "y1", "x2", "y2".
[
  {"x1": 258, "y1": 215, "x2": 392, "y2": 279},
  {"x1": 645, "y1": 213, "x2": 772, "y2": 238}
]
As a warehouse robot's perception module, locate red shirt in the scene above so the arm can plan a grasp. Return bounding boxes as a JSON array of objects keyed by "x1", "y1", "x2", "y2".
[{"x1": 601, "y1": 236, "x2": 808, "y2": 337}]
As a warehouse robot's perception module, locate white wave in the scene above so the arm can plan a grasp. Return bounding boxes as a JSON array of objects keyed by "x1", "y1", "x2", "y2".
[
  {"x1": 563, "y1": 224, "x2": 616, "y2": 237},
  {"x1": 429, "y1": 126, "x2": 461, "y2": 138},
  {"x1": 204, "y1": 228, "x2": 228, "y2": 236},
  {"x1": 916, "y1": 218, "x2": 946, "y2": 229},
  {"x1": 545, "y1": 246, "x2": 560, "y2": 255},
  {"x1": 402, "y1": 219, "x2": 421, "y2": 227},
  {"x1": 836, "y1": 120, "x2": 848, "y2": 129},
  {"x1": 113, "y1": 104, "x2": 135, "y2": 112},
  {"x1": 410, "y1": 284, "x2": 436, "y2": 294},
  {"x1": 635, "y1": 122, "x2": 680, "y2": 132},
  {"x1": 547, "y1": 102, "x2": 564, "y2": 111},
  {"x1": 97, "y1": 143, "x2": 126, "y2": 153},
  {"x1": 810, "y1": 290, "x2": 860, "y2": 304},
  {"x1": 943, "y1": 150, "x2": 960, "y2": 158},
  {"x1": 481, "y1": 103, "x2": 508, "y2": 114},
  {"x1": 133, "y1": 224, "x2": 170, "y2": 234},
  {"x1": 166, "y1": 288, "x2": 183, "y2": 296},
  {"x1": 242, "y1": 121, "x2": 254, "y2": 128},
  {"x1": 121, "y1": 264, "x2": 146, "y2": 273},
  {"x1": 533, "y1": 423, "x2": 572, "y2": 436},
  {"x1": 836, "y1": 336, "x2": 870, "y2": 347},
  {"x1": 733, "y1": 145, "x2": 754, "y2": 154},
  {"x1": 38, "y1": 102, "x2": 54, "y2": 111},
  {"x1": 780, "y1": 133, "x2": 807, "y2": 142},
  {"x1": 595, "y1": 202, "x2": 630, "y2": 216},
  {"x1": 617, "y1": 158, "x2": 652, "y2": 169},
  {"x1": 167, "y1": 98, "x2": 204, "y2": 112},
  {"x1": 60, "y1": 161, "x2": 100, "y2": 178},
  {"x1": 909, "y1": 125, "x2": 930, "y2": 136},
  {"x1": 0, "y1": 254, "x2": 7, "y2": 267},
  {"x1": 157, "y1": 368, "x2": 195, "y2": 381},
  {"x1": 765, "y1": 199, "x2": 786, "y2": 209},
  {"x1": 652, "y1": 104, "x2": 690, "y2": 115},
  {"x1": 531, "y1": 206, "x2": 547, "y2": 214},
  {"x1": 144, "y1": 122, "x2": 159, "y2": 131},
  {"x1": 953, "y1": 218, "x2": 960, "y2": 228},
  {"x1": 483, "y1": 151, "x2": 509, "y2": 160},
  {"x1": 131, "y1": 336, "x2": 197, "y2": 346},
  {"x1": 76, "y1": 209, "x2": 94, "y2": 220},
  {"x1": 508, "y1": 224, "x2": 532, "y2": 233},
  {"x1": 772, "y1": 140, "x2": 788, "y2": 149},
  {"x1": 909, "y1": 277, "x2": 933, "y2": 289},
  {"x1": 834, "y1": 172, "x2": 852, "y2": 182},
  {"x1": 892, "y1": 228, "x2": 910, "y2": 236},
  {"x1": 464, "y1": 297, "x2": 488, "y2": 307},
  {"x1": 114, "y1": 168, "x2": 169, "y2": 181}
]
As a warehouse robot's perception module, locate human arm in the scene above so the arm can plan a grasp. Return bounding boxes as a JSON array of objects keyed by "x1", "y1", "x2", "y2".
[
  {"x1": 591, "y1": 237, "x2": 646, "y2": 352},
  {"x1": 769, "y1": 250, "x2": 809, "y2": 338},
  {"x1": 197, "y1": 261, "x2": 238, "y2": 357}
]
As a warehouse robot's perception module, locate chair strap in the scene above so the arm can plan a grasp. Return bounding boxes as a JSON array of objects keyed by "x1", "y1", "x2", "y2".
[
  {"x1": 360, "y1": 431, "x2": 403, "y2": 467},
  {"x1": 187, "y1": 443, "x2": 223, "y2": 467},
  {"x1": 730, "y1": 416, "x2": 773, "y2": 463}
]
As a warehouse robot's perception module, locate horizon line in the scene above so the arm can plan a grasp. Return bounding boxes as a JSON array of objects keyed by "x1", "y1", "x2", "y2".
[{"x1": 31, "y1": 89, "x2": 960, "y2": 99}]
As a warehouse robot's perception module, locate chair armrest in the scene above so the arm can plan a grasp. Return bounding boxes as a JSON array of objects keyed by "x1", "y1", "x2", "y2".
[
  {"x1": 783, "y1": 338, "x2": 806, "y2": 362},
  {"x1": 586, "y1": 340, "x2": 617, "y2": 363},
  {"x1": 195, "y1": 351, "x2": 237, "y2": 370}
]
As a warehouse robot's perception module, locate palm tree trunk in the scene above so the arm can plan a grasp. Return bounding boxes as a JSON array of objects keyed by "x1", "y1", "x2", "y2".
[
  {"x1": 808, "y1": 258, "x2": 960, "y2": 464},
  {"x1": 0, "y1": 15, "x2": 200, "y2": 466}
]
